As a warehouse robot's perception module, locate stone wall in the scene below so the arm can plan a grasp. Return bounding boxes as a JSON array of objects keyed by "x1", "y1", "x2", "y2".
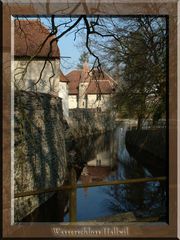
[
  {"x1": 65, "y1": 109, "x2": 116, "y2": 140},
  {"x1": 14, "y1": 91, "x2": 67, "y2": 222},
  {"x1": 125, "y1": 129, "x2": 167, "y2": 176}
]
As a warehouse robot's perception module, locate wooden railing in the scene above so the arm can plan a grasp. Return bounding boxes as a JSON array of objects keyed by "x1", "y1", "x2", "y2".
[{"x1": 14, "y1": 168, "x2": 166, "y2": 222}]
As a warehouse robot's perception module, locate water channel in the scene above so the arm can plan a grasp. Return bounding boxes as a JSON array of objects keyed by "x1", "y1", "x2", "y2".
[{"x1": 22, "y1": 124, "x2": 167, "y2": 222}]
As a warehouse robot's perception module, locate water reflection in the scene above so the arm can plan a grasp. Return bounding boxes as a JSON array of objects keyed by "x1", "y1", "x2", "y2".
[
  {"x1": 65, "y1": 125, "x2": 167, "y2": 222},
  {"x1": 22, "y1": 124, "x2": 167, "y2": 222},
  {"x1": 102, "y1": 181, "x2": 166, "y2": 220}
]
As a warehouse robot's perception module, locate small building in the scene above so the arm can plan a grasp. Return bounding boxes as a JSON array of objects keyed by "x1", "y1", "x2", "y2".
[
  {"x1": 80, "y1": 165, "x2": 112, "y2": 184},
  {"x1": 65, "y1": 62, "x2": 116, "y2": 112},
  {"x1": 14, "y1": 20, "x2": 60, "y2": 95}
]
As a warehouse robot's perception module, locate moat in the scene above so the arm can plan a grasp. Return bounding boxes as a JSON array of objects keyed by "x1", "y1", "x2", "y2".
[{"x1": 22, "y1": 124, "x2": 167, "y2": 222}]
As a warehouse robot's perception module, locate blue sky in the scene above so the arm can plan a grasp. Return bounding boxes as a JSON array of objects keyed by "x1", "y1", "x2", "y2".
[
  {"x1": 58, "y1": 33, "x2": 80, "y2": 73},
  {"x1": 17, "y1": 16, "x2": 105, "y2": 74},
  {"x1": 17, "y1": 16, "x2": 166, "y2": 75},
  {"x1": 16, "y1": 16, "x2": 80, "y2": 73},
  {"x1": 41, "y1": 17, "x2": 82, "y2": 74}
]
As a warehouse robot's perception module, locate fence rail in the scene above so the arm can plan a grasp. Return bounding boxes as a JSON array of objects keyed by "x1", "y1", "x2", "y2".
[
  {"x1": 15, "y1": 171, "x2": 167, "y2": 222},
  {"x1": 14, "y1": 176, "x2": 166, "y2": 199}
]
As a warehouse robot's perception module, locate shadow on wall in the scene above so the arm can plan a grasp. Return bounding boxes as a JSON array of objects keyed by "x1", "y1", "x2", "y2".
[
  {"x1": 14, "y1": 90, "x2": 67, "y2": 222},
  {"x1": 125, "y1": 129, "x2": 167, "y2": 176},
  {"x1": 66, "y1": 109, "x2": 116, "y2": 139}
]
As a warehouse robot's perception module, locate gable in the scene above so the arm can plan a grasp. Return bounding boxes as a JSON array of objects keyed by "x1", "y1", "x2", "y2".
[{"x1": 66, "y1": 69, "x2": 116, "y2": 95}]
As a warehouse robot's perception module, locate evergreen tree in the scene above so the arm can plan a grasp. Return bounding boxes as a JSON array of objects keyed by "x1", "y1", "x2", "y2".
[{"x1": 76, "y1": 51, "x2": 89, "y2": 69}]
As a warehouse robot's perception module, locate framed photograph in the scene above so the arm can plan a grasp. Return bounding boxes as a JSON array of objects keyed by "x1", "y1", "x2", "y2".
[{"x1": 2, "y1": 0, "x2": 178, "y2": 238}]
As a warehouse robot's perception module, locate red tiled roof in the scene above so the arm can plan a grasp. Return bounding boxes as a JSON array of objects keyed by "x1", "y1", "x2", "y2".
[
  {"x1": 14, "y1": 20, "x2": 60, "y2": 58},
  {"x1": 66, "y1": 70, "x2": 82, "y2": 94},
  {"x1": 66, "y1": 69, "x2": 116, "y2": 95},
  {"x1": 87, "y1": 166, "x2": 111, "y2": 178},
  {"x1": 60, "y1": 70, "x2": 69, "y2": 82},
  {"x1": 80, "y1": 166, "x2": 111, "y2": 183},
  {"x1": 86, "y1": 80, "x2": 114, "y2": 94},
  {"x1": 91, "y1": 70, "x2": 114, "y2": 82}
]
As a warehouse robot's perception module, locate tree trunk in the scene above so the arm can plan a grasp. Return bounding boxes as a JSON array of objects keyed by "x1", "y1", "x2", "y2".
[{"x1": 137, "y1": 115, "x2": 143, "y2": 129}]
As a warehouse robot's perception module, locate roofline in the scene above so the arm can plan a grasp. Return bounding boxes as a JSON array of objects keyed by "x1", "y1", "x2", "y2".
[
  {"x1": 65, "y1": 69, "x2": 82, "y2": 76},
  {"x1": 14, "y1": 19, "x2": 60, "y2": 59},
  {"x1": 103, "y1": 71, "x2": 118, "y2": 84},
  {"x1": 14, "y1": 56, "x2": 60, "y2": 60},
  {"x1": 69, "y1": 93, "x2": 78, "y2": 95},
  {"x1": 60, "y1": 80, "x2": 70, "y2": 83},
  {"x1": 65, "y1": 68, "x2": 117, "y2": 83},
  {"x1": 59, "y1": 70, "x2": 69, "y2": 82}
]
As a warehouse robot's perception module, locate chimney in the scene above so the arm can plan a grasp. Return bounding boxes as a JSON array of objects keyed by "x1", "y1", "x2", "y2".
[{"x1": 82, "y1": 61, "x2": 89, "y2": 81}]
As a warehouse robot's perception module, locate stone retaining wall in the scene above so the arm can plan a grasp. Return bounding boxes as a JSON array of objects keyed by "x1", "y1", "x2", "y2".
[
  {"x1": 65, "y1": 109, "x2": 116, "y2": 140},
  {"x1": 125, "y1": 129, "x2": 167, "y2": 176},
  {"x1": 14, "y1": 91, "x2": 67, "y2": 222}
]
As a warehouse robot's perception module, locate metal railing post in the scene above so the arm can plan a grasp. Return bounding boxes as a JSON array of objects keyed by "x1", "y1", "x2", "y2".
[{"x1": 69, "y1": 167, "x2": 77, "y2": 222}]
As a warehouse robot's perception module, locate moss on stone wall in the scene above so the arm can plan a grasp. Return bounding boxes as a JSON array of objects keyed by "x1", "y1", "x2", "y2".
[
  {"x1": 14, "y1": 91, "x2": 67, "y2": 222},
  {"x1": 65, "y1": 109, "x2": 116, "y2": 140}
]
